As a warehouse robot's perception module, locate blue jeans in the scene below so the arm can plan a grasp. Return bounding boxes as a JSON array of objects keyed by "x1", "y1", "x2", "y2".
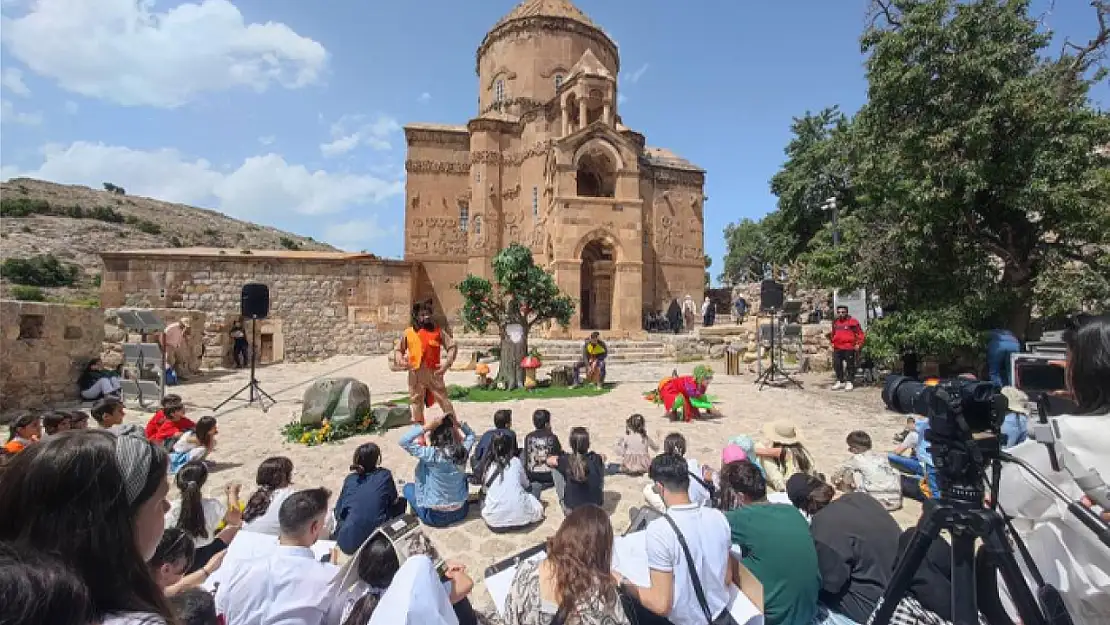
[
  {"x1": 402, "y1": 482, "x2": 469, "y2": 527},
  {"x1": 1001, "y1": 412, "x2": 1028, "y2": 448},
  {"x1": 887, "y1": 453, "x2": 921, "y2": 475},
  {"x1": 987, "y1": 335, "x2": 1020, "y2": 387}
]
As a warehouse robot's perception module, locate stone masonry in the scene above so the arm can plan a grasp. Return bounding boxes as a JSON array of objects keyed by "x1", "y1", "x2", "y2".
[
  {"x1": 100, "y1": 248, "x2": 415, "y2": 365},
  {"x1": 1, "y1": 300, "x2": 104, "y2": 412},
  {"x1": 100, "y1": 308, "x2": 207, "y2": 371}
]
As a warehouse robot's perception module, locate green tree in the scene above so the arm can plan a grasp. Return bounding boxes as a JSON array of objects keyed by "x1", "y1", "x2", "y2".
[
  {"x1": 457, "y1": 244, "x2": 575, "y2": 389},
  {"x1": 721, "y1": 217, "x2": 774, "y2": 284},
  {"x1": 1, "y1": 254, "x2": 80, "y2": 287},
  {"x1": 704, "y1": 254, "x2": 712, "y2": 288}
]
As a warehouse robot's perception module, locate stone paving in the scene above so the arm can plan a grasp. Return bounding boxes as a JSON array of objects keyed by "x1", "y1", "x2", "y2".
[{"x1": 146, "y1": 356, "x2": 920, "y2": 617}]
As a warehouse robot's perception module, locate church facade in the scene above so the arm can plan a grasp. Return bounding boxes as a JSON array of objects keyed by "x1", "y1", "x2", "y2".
[{"x1": 404, "y1": 0, "x2": 706, "y2": 336}]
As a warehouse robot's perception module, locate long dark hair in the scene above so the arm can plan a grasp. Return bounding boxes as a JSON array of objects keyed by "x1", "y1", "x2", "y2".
[
  {"x1": 0, "y1": 541, "x2": 94, "y2": 625},
  {"x1": 480, "y1": 432, "x2": 515, "y2": 485},
  {"x1": 243, "y1": 456, "x2": 294, "y2": 524},
  {"x1": 773, "y1": 442, "x2": 815, "y2": 476},
  {"x1": 626, "y1": 414, "x2": 647, "y2": 437},
  {"x1": 8, "y1": 412, "x2": 39, "y2": 442},
  {"x1": 192, "y1": 416, "x2": 217, "y2": 447},
  {"x1": 342, "y1": 534, "x2": 401, "y2": 625},
  {"x1": 350, "y1": 443, "x2": 381, "y2": 477},
  {"x1": 663, "y1": 432, "x2": 686, "y2": 457},
  {"x1": 174, "y1": 461, "x2": 210, "y2": 540},
  {"x1": 1065, "y1": 314, "x2": 1110, "y2": 414},
  {"x1": 149, "y1": 528, "x2": 196, "y2": 571},
  {"x1": 546, "y1": 505, "x2": 619, "y2": 615},
  {"x1": 429, "y1": 416, "x2": 467, "y2": 466},
  {"x1": 566, "y1": 427, "x2": 592, "y2": 483},
  {"x1": 0, "y1": 430, "x2": 174, "y2": 623}
]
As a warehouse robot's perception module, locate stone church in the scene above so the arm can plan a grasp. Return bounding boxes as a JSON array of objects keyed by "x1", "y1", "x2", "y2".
[{"x1": 405, "y1": 0, "x2": 706, "y2": 336}]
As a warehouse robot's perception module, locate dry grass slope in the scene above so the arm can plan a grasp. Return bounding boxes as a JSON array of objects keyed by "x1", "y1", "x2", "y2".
[{"x1": 0, "y1": 178, "x2": 338, "y2": 304}]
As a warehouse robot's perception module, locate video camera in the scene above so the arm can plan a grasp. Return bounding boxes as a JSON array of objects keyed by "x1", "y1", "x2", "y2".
[{"x1": 882, "y1": 375, "x2": 1008, "y2": 503}]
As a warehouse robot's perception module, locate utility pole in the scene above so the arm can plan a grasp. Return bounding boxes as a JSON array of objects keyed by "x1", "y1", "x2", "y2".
[{"x1": 820, "y1": 197, "x2": 840, "y2": 246}]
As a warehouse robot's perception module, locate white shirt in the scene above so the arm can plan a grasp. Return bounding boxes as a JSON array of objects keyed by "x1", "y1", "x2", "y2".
[
  {"x1": 102, "y1": 613, "x2": 167, "y2": 625},
  {"x1": 645, "y1": 503, "x2": 732, "y2": 625},
  {"x1": 165, "y1": 497, "x2": 226, "y2": 547},
  {"x1": 481, "y1": 457, "x2": 544, "y2": 529},
  {"x1": 241, "y1": 486, "x2": 295, "y2": 536},
  {"x1": 215, "y1": 545, "x2": 337, "y2": 625},
  {"x1": 686, "y1": 458, "x2": 712, "y2": 507}
]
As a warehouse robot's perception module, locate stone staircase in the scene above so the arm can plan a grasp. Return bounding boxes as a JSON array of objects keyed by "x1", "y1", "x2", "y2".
[{"x1": 453, "y1": 337, "x2": 670, "y2": 367}]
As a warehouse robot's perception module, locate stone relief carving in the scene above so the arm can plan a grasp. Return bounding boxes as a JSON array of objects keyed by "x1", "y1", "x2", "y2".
[
  {"x1": 405, "y1": 129, "x2": 470, "y2": 147},
  {"x1": 501, "y1": 184, "x2": 521, "y2": 201},
  {"x1": 652, "y1": 169, "x2": 704, "y2": 187},
  {"x1": 406, "y1": 160, "x2": 470, "y2": 175},
  {"x1": 471, "y1": 151, "x2": 501, "y2": 165}
]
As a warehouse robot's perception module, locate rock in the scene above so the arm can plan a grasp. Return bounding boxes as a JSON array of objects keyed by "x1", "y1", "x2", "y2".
[
  {"x1": 370, "y1": 405, "x2": 412, "y2": 432},
  {"x1": 300, "y1": 377, "x2": 371, "y2": 427},
  {"x1": 708, "y1": 344, "x2": 726, "y2": 359}
]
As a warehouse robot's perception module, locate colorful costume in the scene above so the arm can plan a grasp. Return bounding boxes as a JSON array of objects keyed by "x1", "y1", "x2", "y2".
[
  {"x1": 403, "y1": 326, "x2": 455, "y2": 423},
  {"x1": 652, "y1": 365, "x2": 715, "y2": 422}
]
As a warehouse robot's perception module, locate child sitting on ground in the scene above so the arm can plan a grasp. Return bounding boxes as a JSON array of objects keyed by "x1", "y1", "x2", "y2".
[
  {"x1": 831, "y1": 430, "x2": 902, "y2": 511},
  {"x1": 892, "y1": 416, "x2": 916, "y2": 447},
  {"x1": 92, "y1": 396, "x2": 126, "y2": 429},
  {"x1": 67, "y1": 411, "x2": 90, "y2": 430},
  {"x1": 169, "y1": 416, "x2": 218, "y2": 474},
  {"x1": 470, "y1": 409, "x2": 518, "y2": 474},
  {"x1": 146, "y1": 394, "x2": 196, "y2": 448},
  {"x1": 41, "y1": 412, "x2": 72, "y2": 439},
  {"x1": 166, "y1": 461, "x2": 242, "y2": 573},
  {"x1": 614, "y1": 414, "x2": 658, "y2": 475},
  {"x1": 3, "y1": 413, "x2": 41, "y2": 454}
]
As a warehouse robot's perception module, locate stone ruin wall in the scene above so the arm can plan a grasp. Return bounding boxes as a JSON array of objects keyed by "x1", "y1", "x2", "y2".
[
  {"x1": 1, "y1": 301, "x2": 104, "y2": 413},
  {"x1": 101, "y1": 254, "x2": 415, "y2": 365},
  {"x1": 100, "y1": 308, "x2": 207, "y2": 370}
]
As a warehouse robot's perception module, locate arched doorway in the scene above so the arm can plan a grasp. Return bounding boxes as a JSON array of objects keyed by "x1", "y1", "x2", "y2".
[{"x1": 580, "y1": 239, "x2": 615, "y2": 330}]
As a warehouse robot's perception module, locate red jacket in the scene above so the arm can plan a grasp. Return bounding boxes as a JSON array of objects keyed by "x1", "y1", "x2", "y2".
[
  {"x1": 145, "y1": 410, "x2": 195, "y2": 444},
  {"x1": 830, "y1": 316, "x2": 865, "y2": 350}
]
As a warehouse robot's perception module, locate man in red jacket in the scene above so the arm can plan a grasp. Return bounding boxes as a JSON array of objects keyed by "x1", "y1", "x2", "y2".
[{"x1": 828, "y1": 305, "x2": 865, "y2": 391}]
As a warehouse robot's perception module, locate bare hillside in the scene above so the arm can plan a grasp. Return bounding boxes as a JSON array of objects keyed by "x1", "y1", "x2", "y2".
[{"x1": 0, "y1": 178, "x2": 338, "y2": 304}]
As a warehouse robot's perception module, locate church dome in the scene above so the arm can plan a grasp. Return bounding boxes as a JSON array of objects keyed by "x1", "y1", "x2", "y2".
[{"x1": 491, "y1": 0, "x2": 599, "y2": 31}]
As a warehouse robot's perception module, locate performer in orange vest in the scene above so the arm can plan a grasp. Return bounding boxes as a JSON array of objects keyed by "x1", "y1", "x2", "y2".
[{"x1": 398, "y1": 301, "x2": 458, "y2": 424}]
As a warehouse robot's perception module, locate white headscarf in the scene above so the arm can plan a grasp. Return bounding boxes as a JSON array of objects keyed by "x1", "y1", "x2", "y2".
[{"x1": 367, "y1": 555, "x2": 458, "y2": 625}]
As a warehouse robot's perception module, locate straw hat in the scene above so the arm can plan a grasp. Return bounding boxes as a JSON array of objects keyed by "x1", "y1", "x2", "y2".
[
  {"x1": 1000, "y1": 386, "x2": 1030, "y2": 415},
  {"x1": 179, "y1": 317, "x2": 191, "y2": 328},
  {"x1": 762, "y1": 420, "x2": 803, "y2": 445}
]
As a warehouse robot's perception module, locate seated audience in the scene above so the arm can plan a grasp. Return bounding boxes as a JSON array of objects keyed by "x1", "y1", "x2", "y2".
[
  {"x1": 149, "y1": 528, "x2": 197, "y2": 590},
  {"x1": 242, "y1": 456, "x2": 296, "y2": 535},
  {"x1": 703, "y1": 443, "x2": 748, "y2": 494},
  {"x1": 169, "y1": 588, "x2": 221, "y2": 625},
  {"x1": 166, "y1": 461, "x2": 242, "y2": 572},
  {"x1": 331, "y1": 533, "x2": 476, "y2": 625},
  {"x1": 480, "y1": 432, "x2": 544, "y2": 530},
  {"x1": 68, "y1": 410, "x2": 90, "y2": 430},
  {"x1": 720, "y1": 461, "x2": 820, "y2": 625},
  {"x1": 787, "y1": 474, "x2": 902, "y2": 625},
  {"x1": 549, "y1": 426, "x2": 605, "y2": 512},
  {"x1": 831, "y1": 430, "x2": 902, "y2": 511},
  {"x1": 643, "y1": 432, "x2": 711, "y2": 511},
  {"x1": 0, "y1": 541, "x2": 95, "y2": 625},
  {"x1": 399, "y1": 413, "x2": 476, "y2": 527},
  {"x1": 78, "y1": 357, "x2": 122, "y2": 400},
  {"x1": 169, "y1": 416, "x2": 218, "y2": 474},
  {"x1": 756, "y1": 421, "x2": 819, "y2": 491},
  {"x1": 504, "y1": 505, "x2": 630, "y2": 625},
  {"x1": 521, "y1": 408, "x2": 563, "y2": 499},
  {"x1": 618, "y1": 453, "x2": 734, "y2": 625},
  {"x1": 4, "y1": 412, "x2": 41, "y2": 454},
  {"x1": 892, "y1": 416, "x2": 916, "y2": 446},
  {"x1": 334, "y1": 443, "x2": 406, "y2": 555},
  {"x1": 42, "y1": 411, "x2": 72, "y2": 438},
  {"x1": 470, "y1": 408, "x2": 518, "y2": 473},
  {"x1": 888, "y1": 416, "x2": 922, "y2": 469},
  {"x1": 896, "y1": 501, "x2": 955, "y2": 623},
  {"x1": 0, "y1": 430, "x2": 177, "y2": 624},
  {"x1": 727, "y1": 434, "x2": 766, "y2": 476},
  {"x1": 614, "y1": 413, "x2": 658, "y2": 475},
  {"x1": 215, "y1": 488, "x2": 337, "y2": 625},
  {"x1": 92, "y1": 396, "x2": 127, "y2": 429},
  {"x1": 145, "y1": 394, "x2": 195, "y2": 447},
  {"x1": 999, "y1": 386, "x2": 1031, "y2": 448}
]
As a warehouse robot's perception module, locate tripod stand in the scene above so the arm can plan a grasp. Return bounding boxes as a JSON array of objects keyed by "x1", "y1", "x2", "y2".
[
  {"x1": 214, "y1": 316, "x2": 275, "y2": 413},
  {"x1": 754, "y1": 310, "x2": 802, "y2": 390}
]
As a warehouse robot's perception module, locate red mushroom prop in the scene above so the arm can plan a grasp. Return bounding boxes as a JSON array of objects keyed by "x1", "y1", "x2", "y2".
[{"x1": 521, "y1": 354, "x2": 541, "y2": 389}]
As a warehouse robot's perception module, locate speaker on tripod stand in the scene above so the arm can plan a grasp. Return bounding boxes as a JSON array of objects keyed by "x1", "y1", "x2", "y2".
[
  {"x1": 754, "y1": 279, "x2": 803, "y2": 390},
  {"x1": 214, "y1": 283, "x2": 276, "y2": 412}
]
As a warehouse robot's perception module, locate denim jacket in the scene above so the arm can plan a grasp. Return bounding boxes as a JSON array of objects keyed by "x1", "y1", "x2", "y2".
[{"x1": 399, "y1": 423, "x2": 476, "y2": 510}]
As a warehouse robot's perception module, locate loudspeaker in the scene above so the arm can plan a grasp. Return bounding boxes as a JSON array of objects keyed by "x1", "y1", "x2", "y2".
[
  {"x1": 241, "y1": 283, "x2": 270, "y2": 319},
  {"x1": 760, "y1": 279, "x2": 784, "y2": 312}
]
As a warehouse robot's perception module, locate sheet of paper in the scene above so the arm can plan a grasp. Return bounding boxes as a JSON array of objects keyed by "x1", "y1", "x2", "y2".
[
  {"x1": 611, "y1": 532, "x2": 652, "y2": 587},
  {"x1": 484, "y1": 550, "x2": 546, "y2": 616}
]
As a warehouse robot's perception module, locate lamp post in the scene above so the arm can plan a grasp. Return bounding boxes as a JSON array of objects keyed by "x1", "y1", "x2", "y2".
[{"x1": 820, "y1": 196, "x2": 840, "y2": 247}]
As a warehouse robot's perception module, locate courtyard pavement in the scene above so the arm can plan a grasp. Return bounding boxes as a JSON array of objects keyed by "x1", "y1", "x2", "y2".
[{"x1": 147, "y1": 356, "x2": 921, "y2": 616}]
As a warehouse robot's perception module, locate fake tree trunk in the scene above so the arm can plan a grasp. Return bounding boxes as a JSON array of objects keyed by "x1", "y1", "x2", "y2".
[{"x1": 496, "y1": 326, "x2": 528, "y2": 390}]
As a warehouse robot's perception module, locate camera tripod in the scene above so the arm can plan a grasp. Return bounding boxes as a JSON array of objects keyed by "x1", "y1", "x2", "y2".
[
  {"x1": 214, "y1": 316, "x2": 275, "y2": 413},
  {"x1": 754, "y1": 310, "x2": 802, "y2": 390}
]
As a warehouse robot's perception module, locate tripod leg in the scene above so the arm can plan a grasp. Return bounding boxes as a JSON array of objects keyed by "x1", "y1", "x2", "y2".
[
  {"x1": 868, "y1": 506, "x2": 946, "y2": 625},
  {"x1": 950, "y1": 530, "x2": 980, "y2": 625},
  {"x1": 980, "y1": 515, "x2": 1054, "y2": 625},
  {"x1": 213, "y1": 381, "x2": 256, "y2": 412}
]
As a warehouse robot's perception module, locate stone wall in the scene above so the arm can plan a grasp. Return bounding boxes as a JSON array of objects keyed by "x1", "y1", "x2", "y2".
[
  {"x1": 100, "y1": 308, "x2": 207, "y2": 370},
  {"x1": 659, "y1": 321, "x2": 836, "y2": 373},
  {"x1": 100, "y1": 250, "x2": 415, "y2": 364},
  {"x1": 1, "y1": 301, "x2": 104, "y2": 412}
]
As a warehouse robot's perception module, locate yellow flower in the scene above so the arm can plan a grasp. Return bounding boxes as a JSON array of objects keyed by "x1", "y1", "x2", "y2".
[{"x1": 300, "y1": 432, "x2": 311, "y2": 443}]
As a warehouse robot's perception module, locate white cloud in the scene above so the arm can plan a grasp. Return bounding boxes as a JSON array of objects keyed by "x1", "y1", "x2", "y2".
[
  {"x1": 258, "y1": 135, "x2": 275, "y2": 146},
  {"x1": 0, "y1": 99, "x2": 43, "y2": 125},
  {"x1": 417, "y1": 92, "x2": 431, "y2": 104},
  {"x1": 617, "y1": 93, "x2": 628, "y2": 105},
  {"x1": 1, "y1": 0, "x2": 328, "y2": 108},
  {"x1": 1, "y1": 68, "x2": 30, "y2": 96},
  {"x1": 2, "y1": 141, "x2": 403, "y2": 217},
  {"x1": 63, "y1": 100, "x2": 79, "y2": 114},
  {"x1": 320, "y1": 113, "x2": 401, "y2": 157},
  {"x1": 626, "y1": 63, "x2": 650, "y2": 84},
  {"x1": 322, "y1": 217, "x2": 396, "y2": 251}
]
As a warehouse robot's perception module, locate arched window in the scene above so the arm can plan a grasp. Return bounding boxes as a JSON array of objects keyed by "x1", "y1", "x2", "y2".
[
  {"x1": 554, "y1": 74, "x2": 564, "y2": 90},
  {"x1": 458, "y1": 201, "x2": 469, "y2": 231},
  {"x1": 576, "y1": 147, "x2": 618, "y2": 198},
  {"x1": 494, "y1": 80, "x2": 505, "y2": 103},
  {"x1": 473, "y1": 216, "x2": 482, "y2": 235}
]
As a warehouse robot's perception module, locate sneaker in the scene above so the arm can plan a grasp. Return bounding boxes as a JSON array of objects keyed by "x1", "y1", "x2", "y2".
[
  {"x1": 845, "y1": 382, "x2": 854, "y2": 391},
  {"x1": 832, "y1": 381, "x2": 844, "y2": 390}
]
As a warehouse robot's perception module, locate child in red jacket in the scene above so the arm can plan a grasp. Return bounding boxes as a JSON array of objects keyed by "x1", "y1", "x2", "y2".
[
  {"x1": 145, "y1": 394, "x2": 195, "y2": 447},
  {"x1": 828, "y1": 305, "x2": 866, "y2": 390}
]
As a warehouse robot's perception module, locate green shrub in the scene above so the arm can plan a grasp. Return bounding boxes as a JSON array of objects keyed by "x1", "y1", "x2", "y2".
[
  {"x1": 0, "y1": 198, "x2": 50, "y2": 217},
  {"x1": 71, "y1": 296, "x2": 100, "y2": 308},
  {"x1": 1, "y1": 254, "x2": 80, "y2": 287},
  {"x1": 9, "y1": 285, "x2": 46, "y2": 301},
  {"x1": 278, "y1": 236, "x2": 300, "y2": 250},
  {"x1": 89, "y1": 205, "x2": 125, "y2": 223},
  {"x1": 133, "y1": 220, "x2": 162, "y2": 235},
  {"x1": 92, "y1": 273, "x2": 102, "y2": 287},
  {"x1": 168, "y1": 235, "x2": 183, "y2": 247}
]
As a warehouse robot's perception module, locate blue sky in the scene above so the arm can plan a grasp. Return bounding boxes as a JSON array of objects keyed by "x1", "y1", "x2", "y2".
[{"x1": 1, "y1": 0, "x2": 1106, "y2": 281}]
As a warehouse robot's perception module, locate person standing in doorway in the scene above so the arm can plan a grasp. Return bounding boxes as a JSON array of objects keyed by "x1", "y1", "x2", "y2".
[
  {"x1": 734, "y1": 294, "x2": 748, "y2": 325},
  {"x1": 398, "y1": 302, "x2": 458, "y2": 425},
  {"x1": 682, "y1": 295, "x2": 696, "y2": 332},
  {"x1": 828, "y1": 305, "x2": 865, "y2": 391},
  {"x1": 701, "y1": 296, "x2": 712, "y2": 327},
  {"x1": 229, "y1": 319, "x2": 249, "y2": 369}
]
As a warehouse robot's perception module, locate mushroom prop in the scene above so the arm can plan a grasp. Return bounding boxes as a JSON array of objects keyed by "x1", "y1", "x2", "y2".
[
  {"x1": 475, "y1": 362, "x2": 491, "y2": 388},
  {"x1": 521, "y1": 354, "x2": 541, "y2": 390}
]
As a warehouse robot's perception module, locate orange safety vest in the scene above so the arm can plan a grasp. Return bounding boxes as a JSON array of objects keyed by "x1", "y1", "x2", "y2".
[{"x1": 405, "y1": 327, "x2": 443, "y2": 370}]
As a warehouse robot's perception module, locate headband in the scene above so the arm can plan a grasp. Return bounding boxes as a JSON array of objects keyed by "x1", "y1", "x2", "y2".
[{"x1": 115, "y1": 433, "x2": 156, "y2": 506}]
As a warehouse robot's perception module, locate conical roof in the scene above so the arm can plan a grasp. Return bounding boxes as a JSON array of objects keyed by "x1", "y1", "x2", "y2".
[{"x1": 491, "y1": 0, "x2": 598, "y2": 30}]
